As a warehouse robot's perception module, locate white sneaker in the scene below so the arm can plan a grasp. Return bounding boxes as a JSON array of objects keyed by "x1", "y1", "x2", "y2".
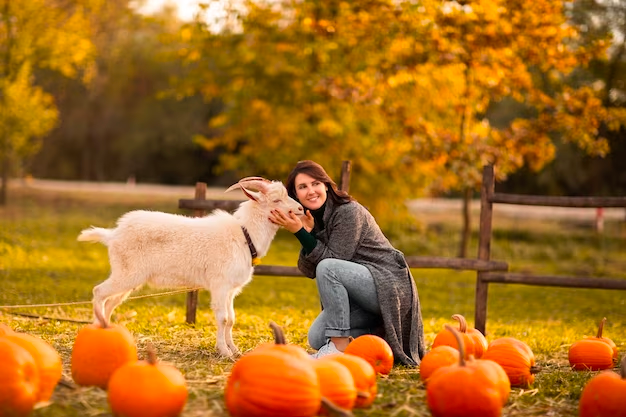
[{"x1": 310, "y1": 341, "x2": 342, "y2": 359}]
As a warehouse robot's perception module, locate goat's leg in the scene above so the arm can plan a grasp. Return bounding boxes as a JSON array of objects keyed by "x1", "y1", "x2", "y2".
[
  {"x1": 224, "y1": 288, "x2": 241, "y2": 357},
  {"x1": 103, "y1": 289, "x2": 134, "y2": 323},
  {"x1": 92, "y1": 277, "x2": 135, "y2": 327},
  {"x1": 210, "y1": 287, "x2": 234, "y2": 357}
]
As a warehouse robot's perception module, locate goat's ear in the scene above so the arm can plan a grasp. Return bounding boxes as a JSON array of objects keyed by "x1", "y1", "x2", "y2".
[{"x1": 225, "y1": 178, "x2": 270, "y2": 202}]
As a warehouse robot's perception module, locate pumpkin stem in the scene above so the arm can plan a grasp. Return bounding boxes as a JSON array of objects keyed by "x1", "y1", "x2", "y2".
[
  {"x1": 356, "y1": 390, "x2": 370, "y2": 400},
  {"x1": 321, "y1": 397, "x2": 353, "y2": 417},
  {"x1": 451, "y1": 314, "x2": 467, "y2": 333},
  {"x1": 93, "y1": 306, "x2": 108, "y2": 329},
  {"x1": 445, "y1": 324, "x2": 466, "y2": 367},
  {"x1": 620, "y1": 355, "x2": 626, "y2": 379},
  {"x1": 596, "y1": 317, "x2": 607, "y2": 338},
  {"x1": 145, "y1": 341, "x2": 158, "y2": 365},
  {"x1": 269, "y1": 321, "x2": 286, "y2": 345},
  {"x1": 530, "y1": 365, "x2": 541, "y2": 374}
]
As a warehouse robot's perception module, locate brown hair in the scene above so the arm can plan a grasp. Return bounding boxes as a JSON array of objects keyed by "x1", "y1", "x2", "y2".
[{"x1": 286, "y1": 160, "x2": 353, "y2": 206}]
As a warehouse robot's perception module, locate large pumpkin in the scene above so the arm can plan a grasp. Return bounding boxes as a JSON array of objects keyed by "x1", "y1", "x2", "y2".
[
  {"x1": 225, "y1": 349, "x2": 321, "y2": 416},
  {"x1": 0, "y1": 338, "x2": 40, "y2": 417},
  {"x1": 321, "y1": 353, "x2": 378, "y2": 409},
  {"x1": 419, "y1": 345, "x2": 460, "y2": 383},
  {"x1": 426, "y1": 325, "x2": 505, "y2": 417},
  {"x1": 432, "y1": 314, "x2": 476, "y2": 359},
  {"x1": 579, "y1": 355, "x2": 626, "y2": 417},
  {"x1": 569, "y1": 317, "x2": 618, "y2": 371},
  {"x1": 2, "y1": 332, "x2": 62, "y2": 402},
  {"x1": 108, "y1": 344, "x2": 188, "y2": 417},
  {"x1": 0, "y1": 322, "x2": 13, "y2": 335},
  {"x1": 225, "y1": 322, "x2": 321, "y2": 417},
  {"x1": 482, "y1": 337, "x2": 539, "y2": 388},
  {"x1": 71, "y1": 311, "x2": 138, "y2": 389},
  {"x1": 343, "y1": 334, "x2": 394, "y2": 375}
]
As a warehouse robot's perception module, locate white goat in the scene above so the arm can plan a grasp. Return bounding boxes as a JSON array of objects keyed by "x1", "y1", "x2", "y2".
[{"x1": 77, "y1": 177, "x2": 303, "y2": 357}]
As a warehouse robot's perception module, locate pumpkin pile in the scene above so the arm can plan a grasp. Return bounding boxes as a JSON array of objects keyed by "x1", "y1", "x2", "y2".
[
  {"x1": 426, "y1": 325, "x2": 510, "y2": 417},
  {"x1": 0, "y1": 323, "x2": 63, "y2": 416},
  {"x1": 225, "y1": 322, "x2": 379, "y2": 416},
  {"x1": 579, "y1": 354, "x2": 626, "y2": 417},
  {"x1": 569, "y1": 317, "x2": 619, "y2": 371}
]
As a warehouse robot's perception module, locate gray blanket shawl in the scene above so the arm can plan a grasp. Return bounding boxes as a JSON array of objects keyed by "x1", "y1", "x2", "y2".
[{"x1": 297, "y1": 198, "x2": 426, "y2": 366}]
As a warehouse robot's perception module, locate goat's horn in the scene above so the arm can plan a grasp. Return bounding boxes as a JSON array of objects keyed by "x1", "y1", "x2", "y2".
[{"x1": 238, "y1": 176, "x2": 271, "y2": 183}]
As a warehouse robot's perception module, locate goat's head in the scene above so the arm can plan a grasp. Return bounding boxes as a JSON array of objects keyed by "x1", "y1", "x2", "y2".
[{"x1": 226, "y1": 177, "x2": 304, "y2": 215}]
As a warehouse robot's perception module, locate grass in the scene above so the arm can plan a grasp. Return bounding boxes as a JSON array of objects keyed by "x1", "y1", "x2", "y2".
[{"x1": 1, "y1": 185, "x2": 625, "y2": 416}]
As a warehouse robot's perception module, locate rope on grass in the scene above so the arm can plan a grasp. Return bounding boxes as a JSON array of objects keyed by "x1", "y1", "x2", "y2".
[{"x1": 0, "y1": 287, "x2": 204, "y2": 309}]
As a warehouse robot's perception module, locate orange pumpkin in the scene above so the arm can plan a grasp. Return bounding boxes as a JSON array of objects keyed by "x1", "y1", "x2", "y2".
[
  {"x1": 322, "y1": 353, "x2": 377, "y2": 409},
  {"x1": 468, "y1": 327, "x2": 488, "y2": 359},
  {"x1": 310, "y1": 358, "x2": 357, "y2": 415},
  {"x1": 569, "y1": 317, "x2": 619, "y2": 371},
  {"x1": 427, "y1": 325, "x2": 505, "y2": 417},
  {"x1": 71, "y1": 311, "x2": 138, "y2": 389},
  {"x1": 432, "y1": 314, "x2": 476, "y2": 359},
  {"x1": 579, "y1": 355, "x2": 626, "y2": 417},
  {"x1": 0, "y1": 338, "x2": 40, "y2": 417},
  {"x1": 225, "y1": 348, "x2": 321, "y2": 416},
  {"x1": 2, "y1": 332, "x2": 62, "y2": 402},
  {"x1": 482, "y1": 337, "x2": 539, "y2": 388},
  {"x1": 0, "y1": 322, "x2": 13, "y2": 335},
  {"x1": 419, "y1": 345, "x2": 460, "y2": 383},
  {"x1": 343, "y1": 334, "x2": 394, "y2": 375},
  {"x1": 108, "y1": 343, "x2": 188, "y2": 417}
]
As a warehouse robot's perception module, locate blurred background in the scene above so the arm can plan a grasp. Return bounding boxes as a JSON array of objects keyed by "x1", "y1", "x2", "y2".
[{"x1": 1, "y1": 0, "x2": 625, "y2": 235}]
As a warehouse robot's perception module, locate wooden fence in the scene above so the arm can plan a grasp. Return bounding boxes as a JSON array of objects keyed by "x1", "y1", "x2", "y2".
[
  {"x1": 474, "y1": 164, "x2": 626, "y2": 333},
  {"x1": 178, "y1": 162, "x2": 626, "y2": 334}
]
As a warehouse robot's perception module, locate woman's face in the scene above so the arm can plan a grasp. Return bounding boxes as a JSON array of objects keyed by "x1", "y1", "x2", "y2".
[{"x1": 294, "y1": 173, "x2": 327, "y2": 211}]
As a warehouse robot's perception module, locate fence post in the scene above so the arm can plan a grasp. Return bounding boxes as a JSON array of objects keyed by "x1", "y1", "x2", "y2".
[
  {"x1": 475, "y1": 165, "x2": 495, "y2": 334},
  {"x1": 186, "y1": 182, "x2": 207, "y2": 325}
]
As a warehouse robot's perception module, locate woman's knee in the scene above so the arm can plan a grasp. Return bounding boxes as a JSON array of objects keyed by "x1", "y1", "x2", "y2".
[{"x1": 315, "y1": 258, "x2": 337, "y2": 281}]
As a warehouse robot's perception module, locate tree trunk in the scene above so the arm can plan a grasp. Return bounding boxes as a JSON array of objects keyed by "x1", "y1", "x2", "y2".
[{"x1": 458, "y1": 187, "x2": 472, "y2": 258}]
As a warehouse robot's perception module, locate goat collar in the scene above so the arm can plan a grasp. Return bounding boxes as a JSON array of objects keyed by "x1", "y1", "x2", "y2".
[{"x1": 241, "y1": 226, "x2": 261, "y2": 266}]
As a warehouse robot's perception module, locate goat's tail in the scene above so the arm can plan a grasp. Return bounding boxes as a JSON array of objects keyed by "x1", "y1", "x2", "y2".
[{"x1": 77, "y1": 227, "x2": 113, "y2": 245}]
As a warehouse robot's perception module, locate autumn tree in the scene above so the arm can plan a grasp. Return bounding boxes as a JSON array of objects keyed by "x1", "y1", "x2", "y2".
[
  {"x1": 0, "y1": 0, "x2": 96, "y2": 204},
  {"x1": 175, "y1": 0, "x2": 626, "y2": 241}
]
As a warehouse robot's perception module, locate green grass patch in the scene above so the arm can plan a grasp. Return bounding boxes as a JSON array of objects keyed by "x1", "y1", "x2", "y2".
[{"x1": 1, "y1": 186, "x2": 625, "y2": 416}]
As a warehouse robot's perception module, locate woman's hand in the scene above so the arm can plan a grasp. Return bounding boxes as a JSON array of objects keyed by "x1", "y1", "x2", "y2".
[{"x1": 269, "y1": 208, "x2": 305, "y2": 233}]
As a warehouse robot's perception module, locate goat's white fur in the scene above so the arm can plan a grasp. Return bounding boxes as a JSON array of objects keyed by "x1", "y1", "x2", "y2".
[{"x1": 77, "y1": 178, "x2": 303, "y2": 357}]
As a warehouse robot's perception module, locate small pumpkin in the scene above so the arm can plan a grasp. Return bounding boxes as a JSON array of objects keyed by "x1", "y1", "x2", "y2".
[
  {"x1": 579, "y1": 355, "x2": 626, "y2": 417},
  {"x1": 71, "y1": 309, "x2": 138, "y2": 389},
  {"x1": 419, "y1": 345, "x2": 460, "y2": 383},
  {"x1": 426, "y1": 325, "x2": 505, "y2": 417},
  {"x1": 225, "y1": 346, "x2": 321, "y2": 416},
  {"x1": 322, "y1": 353, "x2": 377, "y2": 409},
  {"x1": 2, "y1": 331, "x2": 62, "y2": 402},
  {"x1": 0, "y1": 338, "x2": 40, "y2": 417},
  {"x1": 432, "y1": 314, "x2": 476, "y2": 359},
  {"x1": 482, "y1": 337, "x2": 540, "y2": 388},
  {"x1": 343, "y1": 334, "x2": 394, "y2": 375},
  {"x1": 108, "y1": 343, "x2": 188, "y2": 417},
  {"x1": 310, "y1": 358, "x2": 357, "y2": 415},
  {"x1": 569, "y1": 317, "x2": 618, "y2": 371}
]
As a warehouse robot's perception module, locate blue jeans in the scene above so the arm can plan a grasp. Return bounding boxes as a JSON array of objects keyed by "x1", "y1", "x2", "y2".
[{"x1": 308, "y1": 258, "x2": 383, "y2": 350}]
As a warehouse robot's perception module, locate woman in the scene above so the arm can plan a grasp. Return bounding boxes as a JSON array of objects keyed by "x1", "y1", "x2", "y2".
[{"x1": 269, "y1": 160, "x2": 425, "y2": 366}]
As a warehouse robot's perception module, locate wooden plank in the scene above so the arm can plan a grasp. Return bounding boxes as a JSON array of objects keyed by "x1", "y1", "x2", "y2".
[
  {"x1": 490, "y1": 193, "x2": 626, "y2": 208},
  {"x1": 481, "y1": 272, "x2": 626, "y2": 290}
]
